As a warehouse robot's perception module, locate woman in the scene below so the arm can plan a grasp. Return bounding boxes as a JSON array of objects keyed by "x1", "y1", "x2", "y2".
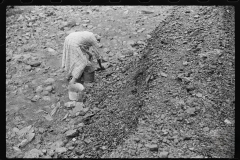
[{"x1": 62, "y1": 31, "x2": 105, "y2": 84}]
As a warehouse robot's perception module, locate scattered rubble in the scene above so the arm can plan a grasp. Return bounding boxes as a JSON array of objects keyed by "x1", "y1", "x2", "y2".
[{"x1": 6, "y1": 5, "x2": 234, "y2": 159}]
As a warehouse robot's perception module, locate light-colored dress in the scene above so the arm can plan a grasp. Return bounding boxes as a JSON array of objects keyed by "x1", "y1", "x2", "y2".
[{"x1": 62, "y1": 31, "x2": 101, "y2": 79}]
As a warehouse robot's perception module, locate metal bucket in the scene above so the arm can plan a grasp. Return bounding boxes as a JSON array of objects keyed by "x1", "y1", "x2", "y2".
[
  {"x1": 68, "y1": 83, "x2": 85, "y2": 101},
  {"x1": 83, "y1": 65, "x2": 95, "y2": 83}
]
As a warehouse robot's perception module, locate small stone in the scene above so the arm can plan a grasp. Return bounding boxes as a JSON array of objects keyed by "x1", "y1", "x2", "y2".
[
  {"x1": 44, "y1": 78, "x2": 55, "y2": 85},
  {"x1": 138, "y1": 143, "x2": 143, "y2": 148},
  {"x1": 23, "y1": 148, "x2": 43, "y2": 158},
  {"x1": 186, "y1": 107, "x2": 196, "y2": 116},
  {"x1": 189, "y1": 147, "x2": 194, "y2": 151},
  {"x1": 77, "y1": 123, "x2": 85, "y2": 128},
  {"x1": 194, "y1": 15, "x2": 199, "y2": 18},
  {"x1": 25, "y1": 65, "x2": 32, "y2": 71},
  {"x1": 196, "y1": 93, "x2": 203, "y2": 98},
  {"x1": 82, "y1": 24, "x2": 88, "y2": 27},
  {"x1": 137, "y1": 28, "x2": 146, "y2": 33},
  {"x1": 127, "y1": 40, "x2": 135, "y2": 47},
  {"x1": 160, "y1": 72, "x2": 168, "y2": 77},
  {"x1": 13, "y1": 146, "x2": 21, "y2": 152},
  {"x1": 186, "y1": 85, "x2": 195, "y2": 92},
  {"x1": 68, "y1": 146, "x2": 74, "y2": 150},
  {"x1": 83, "y1": 19, "x2": 90, "y2": 23},
  {"x1": 42, "y1": 155, "x2": 52, "y2": 158},
  {"x1": 199, "y1": 52, "x2": 209, "y2": 58},
  {"x1": 17, "y1": 125, "x2": 32, "y2": 137},
  {"x1": 159, "y1": 151, "x2": 169, "y2": 158},
  {"x1": 101, "y1": 62, "x2": 110, "y2": 69},
  {"x1": 45, "y1": 86, "x2": 53, "y2": 92},
  {"x1": 48, "y1": 150, "x2": 55, "y2": 157},
  {"x1": 162, "y1": 130, "x2": 168, "y2": 136},
  {"x1": 42, "y1": 149, "x2": 47, "y2": 154},
  {"x1": 75, "y1": 112, "x2": 80, "y2": 116},
  {"x1": 176, "y1": 99, "x2": 185, "y2": 107},
  {"x1": 50, "y1": 140, "x2": 64, "y2": 150},
  {"x1": 64, "y1": 101, "x2": 76, "y2": 108},
  {"x1": 42, "y1": 96, "x2": 51, "y2": 101},
  {"x1": 6, "y1": 74, "x2": 12, "y2": 79},
  {"x1": 203, "y1": 127, "x2": 209, "y2": 132},
  {"x1": 42, "y1": 91, "x2": 49, "y2": 96},
  {"x1": 36, "y1": 144, "x2": 41, "y2": 149},
  {"x1": 161, "y1": 114, "x2": 165, "y2": 119},
  {"x1": 12, "y1": 127, "x2": 20, "y2": 134},
  {"x1": 141, "y1": 10, "x2": 154, "y2": 14},
  {"x1": 133, "y1": 52, "x2": 138, "y2": 56},
  {"x1": 27, "y1": 60, "x2": 41, "y2": 67},
  {"x1": 15, "y1": 152, "x2": 24, "y2": 158},
  {"x1": 43, "y1": 114, "x2": 53, "y2": 121},
  {"x1": 183, "y1": 61, "x2": 189, "y2": 66},
  {"x1": 98, "y1": 43, "x2": 103, "y2": 48},
  {"x1": 87, "y1": 25, "x2": 93, "y2": 29},
  {"x1": 72, "y1": 138, "x2": 77, "y2": 142},
  {"x1": 192, "y1": 155, "x2": 204, "y2": 158},
  {"x1": 47, "y1": 48, "x2": 56, "y2": 53},
  {"x1": 67, "y1": 20, "x2": 77, "y2": 27},
  {"x1": 174, "y1": 138, "x2": 179, "y2": 144},
  {"x1": 205, "y1": 114, "x2": 211, "y2": 118},
  {"x1": 147, "y1": 35, "x2": 151, "y2": 39},
  {"x1": 145, "y1": 143, "x2": 158, "y2": 151},
  {"x1": 84, "y1": 138, "x2": 92, "y2": 144},
  {"x1": 72, "y1": 102, "x2": 88, "y2": 115},
  {"x1": 65, "y1": 129, "x2": 78, "y2": 138},
  {"x1": 133, "y1": 137, "x2": 140, "y2": 143},
  {"x1": 137, "y1": 40, "x2": 146, "y2": 45},
  {"x1": 186, "y1": 97, "x2": 195, "y2": 105},
  {"x1": 224, "y1": 119, "x2": 232, "y2": 125},
  {"x1": 55, "y1": 147, "x2": 67, "y2": 154},
  {"x1": 103, "y1": 48, "x2": 110, "y2": 54},
  {"x1": 18, "y1": 139, "x2": 28, "y2": 148},
  {"x1": 94, "y1": 34, "x2": 101, "y2": 41},
  {"x1": 36, "y1": 86, "x2": 43, "y2": 93},
  {"x1": 123, "y1": 10, "x2": 129, "y2": 14},
  {"x1": 31, "y1": 95, "x2": 40, "y2": 102},
  {"x1": 183, "y1": 135, "x2": 192, "y2": 141},
  {"x1": 26, "y1": 132, "x2": 35, "y2": 142},
  {"x1": 17, "y1": 15, "x2": 24, "y2": 21}
]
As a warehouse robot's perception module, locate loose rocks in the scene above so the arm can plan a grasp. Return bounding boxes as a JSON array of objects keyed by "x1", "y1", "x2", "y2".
[
  {"x1": 159, "y1": 151, "x2": 169, "y2": 158},
  {"x1": 45, "y1": 86, "x2": 53, "y2": 92},
  {"x1": 44, "y1": 78, "x2": 55, "y2": 85},
  {"x1": 145, "y1": 143, "x2": 158, "y2": 151},
  {"x1": 55, "y1": 147, "x2": 67, "y2": 154},
  {"x1": 65, "y1": 129, "x2": 79, "y2": 138},
  {"x1": 23, "y1": 149, "x2": 43, "y2": 158}
]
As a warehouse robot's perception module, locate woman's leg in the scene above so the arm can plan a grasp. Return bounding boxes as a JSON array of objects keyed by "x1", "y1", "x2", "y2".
[
  {"x1": 70, "y1": 46, "x2": 90, "y2": 84},
  {"x1": 70, "y1": 62, "x2": 86, "y2": 84}
]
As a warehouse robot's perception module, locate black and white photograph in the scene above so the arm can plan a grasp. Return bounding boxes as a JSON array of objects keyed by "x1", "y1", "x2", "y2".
[{"x1": 6, "y1": 5, "x2": 235, "y2": 158}]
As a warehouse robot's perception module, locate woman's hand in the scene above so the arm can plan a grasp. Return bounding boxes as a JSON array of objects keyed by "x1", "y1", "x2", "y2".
[
  {"x1": 88, "y1": 54, "x2": 93, "y2": 61},
  {"x1": 97, "y1": 59, "x2": 105, "y2": 70}
]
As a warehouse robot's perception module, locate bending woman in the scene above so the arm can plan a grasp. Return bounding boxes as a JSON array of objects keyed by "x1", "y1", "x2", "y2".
[{"x1": 62, "y1": 31, "x2": 104, "y2": 84}]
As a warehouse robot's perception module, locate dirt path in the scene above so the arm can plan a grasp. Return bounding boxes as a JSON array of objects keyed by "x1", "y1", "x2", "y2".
[{"x1": 6, "y1": 6, "x2": 234, "y2": 158}]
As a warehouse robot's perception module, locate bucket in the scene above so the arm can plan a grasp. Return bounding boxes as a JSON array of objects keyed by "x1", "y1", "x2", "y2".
[
  {"x1": 83, "y1": 65, "x2": 95, "y2": 83},
  {"x1": 68, "y1": 83, "x2": 85, "y2": 101}
]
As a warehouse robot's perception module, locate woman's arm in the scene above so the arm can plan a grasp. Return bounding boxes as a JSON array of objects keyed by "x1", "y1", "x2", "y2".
[
  {"x1": 80, "y1": 45, "x2": 93, "y2": 60},
  {"x1": 92, "y1": 45, "x2": 104, "y2": 69}
]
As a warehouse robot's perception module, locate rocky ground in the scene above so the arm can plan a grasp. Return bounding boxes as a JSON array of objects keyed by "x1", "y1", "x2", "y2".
[{"x1": 6, "y1": 6, "x2": 235, "y2": 158}]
